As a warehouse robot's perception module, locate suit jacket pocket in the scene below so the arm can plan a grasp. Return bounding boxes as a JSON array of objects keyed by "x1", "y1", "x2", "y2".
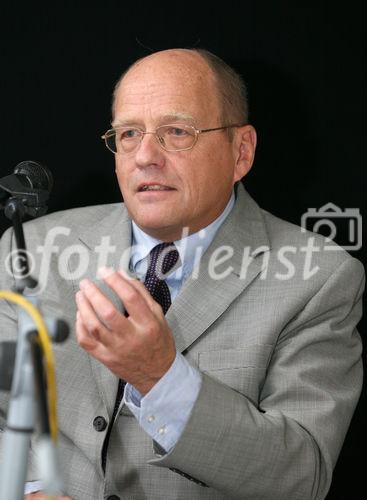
[{"x1": 198, "y1": 344, "x2": 273, "y2": 405}]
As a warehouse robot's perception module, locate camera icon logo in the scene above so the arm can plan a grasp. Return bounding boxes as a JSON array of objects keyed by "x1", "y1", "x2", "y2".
[{"x1": 301, "y1": 202, "x2": 362, "y2": 251}]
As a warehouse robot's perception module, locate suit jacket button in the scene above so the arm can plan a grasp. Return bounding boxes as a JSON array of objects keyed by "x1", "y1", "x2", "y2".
[
  {"x1": 106, "y1": 496, "x2": 120, "y2": 500},
  {"x1": 93, "y1": 416, "x2": 107, "y2": 432}
]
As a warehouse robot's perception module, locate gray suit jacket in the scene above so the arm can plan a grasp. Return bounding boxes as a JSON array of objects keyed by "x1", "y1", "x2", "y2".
[{"x1": 0, "y1": 184, "x2": 364, "y2": 499}]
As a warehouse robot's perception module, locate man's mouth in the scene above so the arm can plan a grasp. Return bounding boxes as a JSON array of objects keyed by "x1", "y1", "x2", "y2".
[{"x1": 138, "y1": 184, "x2": 175, "y2": 192}]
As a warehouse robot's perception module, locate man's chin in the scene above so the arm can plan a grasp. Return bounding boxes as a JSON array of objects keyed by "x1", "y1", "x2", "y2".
[{"x1": 133, "y1": 217, "x2": 185, "y2": 240}]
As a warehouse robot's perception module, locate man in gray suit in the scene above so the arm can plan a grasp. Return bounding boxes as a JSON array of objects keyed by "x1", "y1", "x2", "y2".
[{"x1": 0, "y1": 48, "x2": 364, "y2": 499}]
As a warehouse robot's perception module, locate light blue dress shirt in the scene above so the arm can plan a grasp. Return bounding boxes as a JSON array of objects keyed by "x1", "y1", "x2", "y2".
[{"x1": 124, "y1": 192, "x2": 235, "y2": 452}]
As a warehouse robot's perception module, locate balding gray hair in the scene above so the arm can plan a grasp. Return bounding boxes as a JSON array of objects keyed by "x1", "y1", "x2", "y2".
[{"x1": 112, "y1": 48, "x2": 249, "y2": 133}]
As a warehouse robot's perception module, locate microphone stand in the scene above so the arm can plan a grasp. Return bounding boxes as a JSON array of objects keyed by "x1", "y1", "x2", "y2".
[{"x1": 0, "y1": 197, "x2": 68, "y2": 499}]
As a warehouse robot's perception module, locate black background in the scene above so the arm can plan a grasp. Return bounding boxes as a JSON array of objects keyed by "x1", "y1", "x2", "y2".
[{"x1": 0, "y1": 2, "x2": 365, "y2": 498}]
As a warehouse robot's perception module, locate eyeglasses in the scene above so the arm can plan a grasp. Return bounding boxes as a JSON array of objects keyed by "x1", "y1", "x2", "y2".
[{"x1": 101, "y1": 123, "x2": 242, "y2": 154}]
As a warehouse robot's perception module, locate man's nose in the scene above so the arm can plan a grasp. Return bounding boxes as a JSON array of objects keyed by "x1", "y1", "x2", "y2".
[{"x1": 134, "y1": 132, "x2": 165, "y2": 166}]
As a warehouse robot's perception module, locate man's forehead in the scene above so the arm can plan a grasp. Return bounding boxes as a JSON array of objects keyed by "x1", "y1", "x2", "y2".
[
  {"x1": 114, "y1": 78, "x2": 208, "y2": 109},
  {"x1": 112, "y1": 111, "x2": 196, "y2": 128}
]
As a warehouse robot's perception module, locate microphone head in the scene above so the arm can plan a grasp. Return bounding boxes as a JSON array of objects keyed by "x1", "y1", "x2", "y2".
[{"x1": 14, "y1": 160, "x2": 53, "y2": 193}]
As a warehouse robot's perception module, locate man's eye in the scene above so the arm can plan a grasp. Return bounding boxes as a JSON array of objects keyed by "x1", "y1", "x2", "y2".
[
  {"x1": 120, "y1": 129, "x2": 140, "y2": 140},
  {"x1": 168, "y1": 127, "x2": 188, "y2": 136}
]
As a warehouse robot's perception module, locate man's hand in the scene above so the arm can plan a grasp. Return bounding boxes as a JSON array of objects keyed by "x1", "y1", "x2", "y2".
[
  {"x1": 25, "y1": 494, "x2": 72, "y2": 499},
  {"x1": 75, "y1": 269, "x2": 176, "y2": 395}
]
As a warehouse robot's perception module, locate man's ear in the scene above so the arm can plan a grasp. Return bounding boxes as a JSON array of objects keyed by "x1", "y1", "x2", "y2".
[{"x1": 233, "y1": 125, "x2": 257, "y2": 183}]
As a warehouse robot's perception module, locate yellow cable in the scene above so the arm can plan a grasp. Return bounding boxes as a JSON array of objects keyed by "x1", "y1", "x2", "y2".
[{"x1": 0, "y1": 290, "x2": 58, "y2": 442}]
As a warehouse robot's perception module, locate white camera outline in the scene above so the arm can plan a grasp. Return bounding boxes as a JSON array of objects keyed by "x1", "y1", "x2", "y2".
[{"x1": 301, "y1": 202, "x2": 362, "y2": 251}]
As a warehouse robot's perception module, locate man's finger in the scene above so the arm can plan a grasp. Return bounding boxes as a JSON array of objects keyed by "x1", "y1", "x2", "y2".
[
  {"x1": 76, "y1": 289, "x2": 112, "y2": 345},
  {"x1": 79, "y1": 278, "x2": 128, "y2": 331},
  {"x1": 98, "y1": 268, "x2": 157, "y2": 324},
  {"x1": 75, "y1": 307, "x2": 99, "y2": 351}
]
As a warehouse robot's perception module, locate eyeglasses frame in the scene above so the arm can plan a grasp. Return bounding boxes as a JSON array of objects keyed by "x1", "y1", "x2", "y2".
[{"x1": 101, "y1": 123, "x2": 243, "y2": 154}]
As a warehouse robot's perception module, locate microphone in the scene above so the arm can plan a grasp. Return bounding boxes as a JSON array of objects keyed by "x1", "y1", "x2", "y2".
[{"x1": 0, "y1": 161, "x2": 53, "y2": 218}]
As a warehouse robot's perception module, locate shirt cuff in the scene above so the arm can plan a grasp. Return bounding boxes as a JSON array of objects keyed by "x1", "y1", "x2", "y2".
[
  {"x1": 24, "y1": 480, "x2": 43, "y2": 494},
  {"x1": 123, "y1": 351, "x2": 202, "y2": 452}
]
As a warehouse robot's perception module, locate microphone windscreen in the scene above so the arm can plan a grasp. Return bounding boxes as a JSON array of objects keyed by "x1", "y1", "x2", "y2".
[{"x1": 14, "y1": 161, "x2": 53, "y2": 193}]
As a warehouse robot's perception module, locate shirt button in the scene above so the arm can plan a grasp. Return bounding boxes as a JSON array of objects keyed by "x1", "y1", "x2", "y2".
[
  {"x1": 93, "y1": 416, "x2": 107, "y2": 432},
  {"x1": 158, "y1": 425, "x2": 167, "y2": 435},
  {"x1": 147, "y1": 415, "x2": 155, "y2": 423}
]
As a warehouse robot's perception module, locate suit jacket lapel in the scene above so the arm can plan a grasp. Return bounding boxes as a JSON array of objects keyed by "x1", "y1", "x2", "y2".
[
  {"x1": 76, "y1": 204, "x2": 132, "y2": 416},
  {"x1": 166, "y1": 183, "x2": 271, "y2": 353}
]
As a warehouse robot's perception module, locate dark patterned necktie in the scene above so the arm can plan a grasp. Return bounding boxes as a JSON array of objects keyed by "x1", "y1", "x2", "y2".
[
  {"x1": 144, "y1": 242, "x2": 179, "y2": 314},
  {"x1": 102, "y1": 242, "x2": 179, "y2": 472}
]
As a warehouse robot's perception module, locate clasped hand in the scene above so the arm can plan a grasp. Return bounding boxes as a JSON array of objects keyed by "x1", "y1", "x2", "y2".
[{"x1": 75, "y1": 268, "x2": 176, "y2": 395}]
